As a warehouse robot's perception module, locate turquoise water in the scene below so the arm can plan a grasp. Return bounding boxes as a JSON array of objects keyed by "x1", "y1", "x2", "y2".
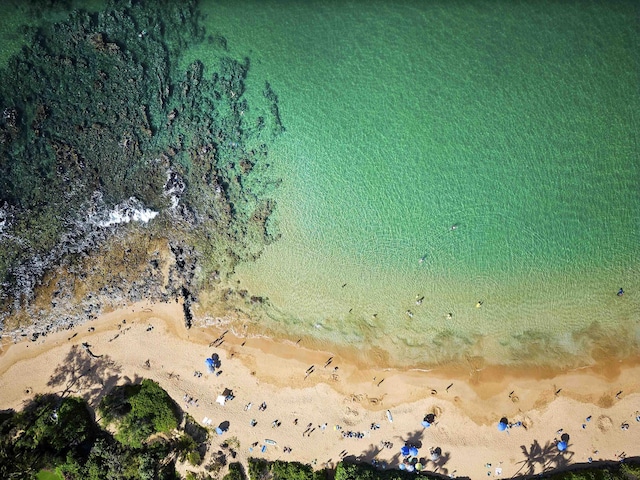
[
  {"x1": 195, "y1": 0, "x2": 640, "y2": 367},
  {"x1": 5, "y1": 1, "x2": 636, "y2": 367}
]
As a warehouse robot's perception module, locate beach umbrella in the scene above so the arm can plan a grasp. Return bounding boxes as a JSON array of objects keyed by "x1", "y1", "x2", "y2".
[
  {"x1": 498, "y1": 417, "x2": 509, "y2": 431},
  {"x1": 557, "y1": 441, "x2": 567, "y2": 452},
  {"x1": 406, "y1": 465, "x2": 415, "y2": 472},
  {"x1": 215, "y1": 427, "x2": 223, "y2": 435},
  {"x1": 409, "y1": 446, "x2": 419, "y2": 457},
  {"x1": 415, "y1": 463, "x2": 423, "y2": 471},
  {"x1": 421, "y1": 420, "x2": 431, "y2": 428},
  {"x1": 400, "y1": 445, "x2": 410, "y2": 456},
  {"x1": 398, "y1": 464, "x2": 406, "y2": 471},
  {"x1": 205, "y1": 358, "x2": 215, "y2": 372}
]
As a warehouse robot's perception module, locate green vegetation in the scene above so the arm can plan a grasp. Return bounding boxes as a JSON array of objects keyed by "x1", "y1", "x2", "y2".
[
  {"x1": 36, "y1": 469, "x2": 63, "y2": 480},
  {"x1": 0, "y1": 380, "x2": 202, "y2": 480},
  {"x1": 248, "y1": 458, "x2": 322, "y2": 480},
  {"x1": 0, "y1": 395, "x2": 96, "y2": 477},
  {"x1": 2, "y1": 385, "x2": 638, "y2": 480},
  {"x1": 335, "y1": 462, "x2": 431, "y2": 480},
  {"x1": 99, "y1": 379, "x2": 179, "y2": 448},
  {"x1": 540, "y1": 463, "x2": 640, "y2": 480},
  {"x1": 332, "y1": 461, "x2": 640, "y2": 480},
  {"x1": 223, "y1": 462, "x2": 247, "y2": 480}
]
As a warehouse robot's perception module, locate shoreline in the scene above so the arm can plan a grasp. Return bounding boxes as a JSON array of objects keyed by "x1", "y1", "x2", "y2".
[{"x1": 1, "y1": 301, "x2": 639, "y2": 478}]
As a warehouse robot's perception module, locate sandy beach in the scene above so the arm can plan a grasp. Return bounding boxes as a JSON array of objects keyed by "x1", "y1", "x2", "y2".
[{"x1": 1, "y1": 301, "x2": 638, "y2": 479}]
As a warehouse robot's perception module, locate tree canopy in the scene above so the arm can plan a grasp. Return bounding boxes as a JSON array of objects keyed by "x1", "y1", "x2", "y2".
[{"x1": 99, "y1": 379, "x2": 179, "y2": 448}]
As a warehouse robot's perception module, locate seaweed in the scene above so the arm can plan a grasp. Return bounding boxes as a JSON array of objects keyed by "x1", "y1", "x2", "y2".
[{"x1": 0, "y1": 0, "x2": 283, "y2": 330}]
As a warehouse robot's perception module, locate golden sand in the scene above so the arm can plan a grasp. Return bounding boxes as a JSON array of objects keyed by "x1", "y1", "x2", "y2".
[{"x1": 1, "y1": 301, "x2": 638, "y2": 479}]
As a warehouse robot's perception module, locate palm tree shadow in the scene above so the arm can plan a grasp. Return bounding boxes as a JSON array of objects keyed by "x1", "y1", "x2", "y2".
[
  {"x1": 357, "y1": 444, "x2": 383, "y2": 463},
  {"x1": 515, "y1": 439, "x2": 575, "y2": 476},
  {"x1": 343, "y1": 444, "x2": 400, "y2": 469},
  {"x1": 400, "y1": 429, "x2": 425, "y2": 449},
  {"x1": 47, "y1": 344, "x2": 122, "y2": 408},
  {"x1": 547, "y1": 446, "x2": 574, "y2": 472}
]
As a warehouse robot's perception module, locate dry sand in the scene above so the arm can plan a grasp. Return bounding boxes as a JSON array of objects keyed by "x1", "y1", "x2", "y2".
[{"x1": 1, "y1": 300, "x2": 638, "y2": 479}]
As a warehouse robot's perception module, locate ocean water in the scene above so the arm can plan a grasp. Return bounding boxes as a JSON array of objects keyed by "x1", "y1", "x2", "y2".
[
  {"x1": 195, "y1": 0, "x2": 640, "y2": 368},
  {"x1": 4, "y1": 1, "x2": 638, "y2": 367}
]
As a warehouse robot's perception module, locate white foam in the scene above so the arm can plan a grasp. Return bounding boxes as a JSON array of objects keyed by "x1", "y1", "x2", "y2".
[
  {"x1": 164, "y1": 168, "x2": 185, "y2": 210},
  {"x1": 0, "y1": 203, "x2": 13, "y2": 234},
  {"x1": 95, "y1": 197, "x2": 158, "y2": 227}
]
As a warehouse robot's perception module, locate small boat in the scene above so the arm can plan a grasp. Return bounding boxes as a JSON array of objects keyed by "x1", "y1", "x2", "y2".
[
  {"x1": 386, "y1": 410, "x2": 393, "y2": 423},
  {"x1": 264, "y1": 439, "x2": 277, "y2": 445}
]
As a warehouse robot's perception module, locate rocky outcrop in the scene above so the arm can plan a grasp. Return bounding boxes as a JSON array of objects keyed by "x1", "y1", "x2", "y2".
[{"x1": 0, "y1": 0, "x2": 284, "y2": 339}]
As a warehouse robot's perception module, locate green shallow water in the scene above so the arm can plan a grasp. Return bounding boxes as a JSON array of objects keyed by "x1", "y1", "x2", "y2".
[
  {"x1": 196, "y1": 0, "x2": 640, "y2": 367},
  {"x1": 4, "y1": 1, "x2": 636, "y2": 367}
]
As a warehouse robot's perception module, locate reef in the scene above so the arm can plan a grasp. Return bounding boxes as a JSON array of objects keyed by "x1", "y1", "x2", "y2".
[{"x1": 0, "y1": 0, "x2": 283, "y2": 338}]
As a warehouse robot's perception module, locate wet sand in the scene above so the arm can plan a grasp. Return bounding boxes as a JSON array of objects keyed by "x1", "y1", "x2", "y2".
[{"x1": 1, "y1": 301, "x2": 638, "y2": 479}]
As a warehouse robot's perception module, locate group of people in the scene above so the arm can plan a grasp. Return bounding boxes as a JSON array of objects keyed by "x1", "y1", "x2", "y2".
[{"x1": 183, "y1": 394, "x2": 199, "y2": 408}]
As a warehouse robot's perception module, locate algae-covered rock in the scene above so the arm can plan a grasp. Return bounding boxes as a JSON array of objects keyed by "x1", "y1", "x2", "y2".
[{"x1": 0, "y1": 0, "x2": 283, "y2": 334}]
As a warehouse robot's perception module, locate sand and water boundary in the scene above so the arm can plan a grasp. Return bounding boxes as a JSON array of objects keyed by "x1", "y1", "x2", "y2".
[{"x1": 1, "y1": 300, "x2": 638, "y2": 478}]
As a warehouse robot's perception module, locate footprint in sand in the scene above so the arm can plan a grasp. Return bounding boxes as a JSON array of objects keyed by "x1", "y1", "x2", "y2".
[
  {"x1": 521, "y1": 416, "x2": 533, "y2": 430},
  {"x1": 430, "y1": 405, "x2": 443, "y2": 417},
  {"x1": 342, "y1": 407, "x2": 359, "y2": 426},
  {"x1": 597, "y1": 415, "x2": 613, "y2": 433},
  {"x1": 344, "y1": 406, "x2": 359, "y2": 417}
]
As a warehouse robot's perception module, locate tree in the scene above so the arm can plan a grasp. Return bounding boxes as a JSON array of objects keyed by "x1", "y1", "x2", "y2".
[
  {"x1": 0, "y1": 395, "x2": 95, "y2": 476},
  {"x1": 99, "y1": 379, "x2": 179, "y2": 448},
  {"x1": 223, "y1": 462, "x2": 246, "y2": 480}
]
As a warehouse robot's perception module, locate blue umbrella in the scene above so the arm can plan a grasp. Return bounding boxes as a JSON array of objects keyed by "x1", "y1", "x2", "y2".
[
  {"x1": 205, "y1": 358, "x2": 215, "y2": 372},
  {"x1": 421, "y1": 420, "x2": 431, "y2": 428},
  {"x1": 557, "y1": 441, "x2": 567, "y2": 452},
  {"x1": 215, "y1": 427, "x2": 223, "y2": 435},
  {"x1": 400, "y1": 446, "x2": 410, "y2": 456},
  {"x1": 409, "y1": 446, "x2": 419, "y2": 457},
  {"x1": 398, "y1": 464, "x2": 406, "y2": 471},
  {"x1": 498, "y1": 417, "x2": 509, "y2": 431}
]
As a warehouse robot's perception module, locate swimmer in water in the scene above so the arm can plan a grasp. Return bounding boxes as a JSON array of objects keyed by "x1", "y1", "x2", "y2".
[
  {"x1": 476, "y1": 301, "x2": 483, "y2": 308},
  {"x1": 419, "y1": 255, "x2": 426, "y2": 264},
  {"x1": 416, "y1": 295, "x2": 424, "y2": 306},
  {"x1": 450, "y1": 224, "x2": 458, "y2": 231}
]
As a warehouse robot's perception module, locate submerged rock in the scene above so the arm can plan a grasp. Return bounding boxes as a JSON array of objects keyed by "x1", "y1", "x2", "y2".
[{"x1": 0, "y1": 0, "x2": 283, "y2": 336}]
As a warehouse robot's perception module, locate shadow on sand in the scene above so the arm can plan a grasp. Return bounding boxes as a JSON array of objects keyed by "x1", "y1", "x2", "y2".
[
  {"x1": 46, "y1": 344, "x2": 125, "y2": 408},
  {"x1": 513, "y1": 438, "x2": 575, "y2": 476},
  {"x1": 340, "y1": 429, "x2": 458, "y2": 478}
]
